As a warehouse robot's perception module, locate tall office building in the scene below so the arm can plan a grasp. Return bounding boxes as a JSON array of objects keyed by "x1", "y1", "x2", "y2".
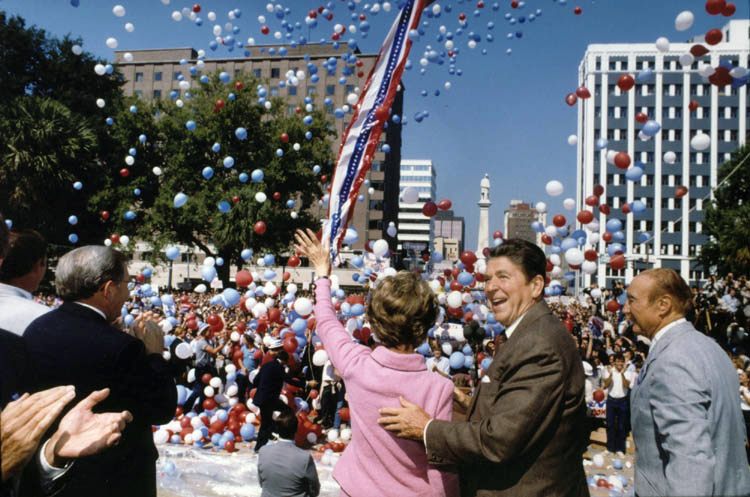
[
  {"x1": 576, "y1": 19, "x2": 749, "y2": 286},
  {"x1": 114, "y1": 43, "x2": 403, "y2": 252},
  {"x1": 397, "y1": 159, "x2": 436, "y2": 252},
  {"x1": 503, "y1": 200, "x2": 543, "y2": 246},
  {"x1": 434, "y1": 209, "x2": 465, "y2": 262}
]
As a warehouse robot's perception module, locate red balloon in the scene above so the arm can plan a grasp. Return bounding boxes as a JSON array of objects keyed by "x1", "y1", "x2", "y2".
[
  {"x1": 584, "y1": 249, "x2": 598, "y2": 262},
  {"x1": 689, "y1": 100, "x2": 700, "y2": 112},
  {"x1": 339, "y1": 407, "x2": 350, "y2": 423},
  {"x1": 705, "y1": 28, "x2": 723, "y2": 45},
  {"x1": 100, "y1": 210, "x2": 110, "y2": 221},
  {"x1": 254, "y1": 221, "x2": 267, "y2": 235},
  {"x1": 288, "y1": 255, "x2": 301, "y2": 267},
  {"x1": 283, "y1": 271, "x2": 291, "y2": 282},
  {"x1": 614, "y1": 151, "x2": 631, "y2": 169},
  {"x1": 422, "y1": 201, "x2": 438, "y2": 217},
  {"x1": 593, "y1": 389, "x2": 605, "y2": 403},
  {"x1": 492, "y1": 230, "x2": 503, "y2": 239},
  {"x1": 573, "y1": 6, "x2": 582, "y2": 15},
  {"x1": 593, "y1": 184, "x2": 605, "y2": 197},
  {"x1": 119, "y1": 168, "x2": 130, "y2": 178},
  {"x1": 207, "y1": 314, "x2": 221, "y2": 327},
  {"x1": 268, "y1": 307, "x2": 282, "y2": 324},
  {"x1": 599, "y1": 204, "x2": 611, "y2": 216},
  {"x1": 546, "y1": 260, "x2": 554, "y2": 272},
  {"x1": 621, "y1": 203, "x2": 631, "y2": 215},
  {"x1": 232, "y1": 195, "x2": 240, "y2": 204},
  {"x1": 202, "y1": 397, "x2": 217, "y2": 411},
  {"x1": 577, "y1": 210, "x2": 594, "y2": 224},
  {"x1": 722, "y1": 2, "x2": 736, "y2": 15},
  {"x1": 617, "y1": 74, "x2": 635, "y2": 92},
  {"x1": 709, "y1": 66, "x2": 732, "y2": 87},
  {"x1": 280, "y1": 133, "x2": 289, "y2": 143},
  {"x1": 236, "y1": 270, "x2": 253, "y2": 287},
  {"x1": 261, "y1": 25, "x2": 270, "y2": 35},
  {"x1": 374, "y1": 106, "x2": 389, "y2": 123},
  {"x1": 675, "y1": 185, "x2": 689, "y2": 199},
  {"x1": 224, "y1": 440, "x2": 236, "y2": 452},
  {"x1": 575, "y1": 86, "x2": 591, "y2": 99},
  {"x1": 690, "y1": 44, "x2": 710, "y2": 57},
  {"x1": 585, "y1": 195, "x2": 599, "y2": 207},
  {"x1": 705, "y1": 0, "x2": 725, "y2": 15},
  {"x1": 541, "y1": 234, "x2": 552, "y2": 245},
  {"x1": 511, "y1": 0, "x2": 519, "y2": 7},
  {"x1": 437, "y1": 199, "x2": 452, "y2": 210},
  {"x1": 283, "y1": 336, "x2": 298, "y2": 354},
  {"x1": 635, "y1": 112, "x2": 648, "y2": 124},
  {"x1": 565, "y1": 93, "x2": 578, "y2": 106},
  {"x1": 459, "y1": 251, "x2": 477, "y2": 265},
  {"x1": 192, "y1": 4, "x2": 201, "y2": 13},
  {"x1": 110, "y1": 234, "x2": 120, "y2": 244},
  {"x1": 610, "y1": 253, "x2": 626, "y2": 271},
  {"x1": 271, "y1": 192, "x2": 281, "y2": 201},
  {"x1": 552, "y1": 214, "x2": 567, "y2": 227},
  {"x1": 136, "y1": 274, "x2": 146, "y2": 283},
  {"x1": 602, "y1": 231, "x2": 613, "y2": 243},
  {"x1": 186, "y1": 318, "x2": 198, "y2": 331},
  {"x1": 449, "y1": 280, "x2": 463, "y2": 292},
  {"x1": 606, "y1": 300, "x2": 621, "y2": 313}
]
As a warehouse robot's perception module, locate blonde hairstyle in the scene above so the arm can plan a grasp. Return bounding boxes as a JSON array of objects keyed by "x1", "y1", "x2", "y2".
[
  {"x1": 640, "y1": 268, "x2": 693, "y2": 315},
  {"x1": 366, "y1": 271, "x2": 438, "y2": 349}
]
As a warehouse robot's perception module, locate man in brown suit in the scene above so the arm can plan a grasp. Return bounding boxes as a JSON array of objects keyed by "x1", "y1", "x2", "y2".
[{"x1": 379, "y1": 239, "x2": 589, "y2": 497}]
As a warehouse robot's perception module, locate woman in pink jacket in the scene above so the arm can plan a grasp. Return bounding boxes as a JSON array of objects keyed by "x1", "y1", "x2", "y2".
[{"x1": 294, "y1": 229, "x2": 459, "y2": 497}]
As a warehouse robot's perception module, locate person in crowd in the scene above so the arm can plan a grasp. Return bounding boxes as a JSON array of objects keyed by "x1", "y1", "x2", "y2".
[
  {"x1": 252, "y1": 341, "x2": 308, "y2": 453},
  {"x1": 183, "y1": 323, "x2": 227, "y2": 413},
  {"x1": 295, "y1": 228, "x2": 459, "y2": 497},
  {"x1": 0, "y1": 229, "x2": 51, "y2": 335},
  {"x1": 625, "y1": 268, "x2": 750, "y2": 496},
  {"x1": 378, "y1": 238, "x2": 589, "y2": 497},
  {"x1": 23, "y1": 246, "x2": 176, "y2": 497},
  {"x1": 257, "y1": 407, "x2": 320, "y2": 497},
  {"x1": 601, "y1": 353, "x2": 635, "y2": 455},
  {"x1": 316, "y1": 359, "x2": 344, "y2": 430},
  {"x1": 739, "y1": 370, "x2": 750, "y2": 462},
  {"x1": 425, "y1": 344, "x2": 451, "y2": 378}
]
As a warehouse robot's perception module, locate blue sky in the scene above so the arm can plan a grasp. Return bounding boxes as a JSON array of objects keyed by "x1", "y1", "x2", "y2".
[{"x1": 0, "y1": 0, "x2": 736, "y2": 249}]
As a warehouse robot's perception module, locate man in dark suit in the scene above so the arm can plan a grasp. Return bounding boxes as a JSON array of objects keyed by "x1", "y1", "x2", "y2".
[
  {"x1": 379, "y1": 239, "x2": 589, "y2": 497},
  {"x1": 24, "y1": 245, "x2": 176, "y2": 497},
  {"x1": 252, "y1": 341, "x2": 307, "y2": 452}
]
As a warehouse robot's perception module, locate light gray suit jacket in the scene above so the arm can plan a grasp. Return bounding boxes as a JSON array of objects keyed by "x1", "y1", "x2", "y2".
[
  {"x1": 630, "y1": 319, "x2": 750, "y2": 497},
  {"x1": 257, "y1": 440, "x2": 320, "y2": 497}
]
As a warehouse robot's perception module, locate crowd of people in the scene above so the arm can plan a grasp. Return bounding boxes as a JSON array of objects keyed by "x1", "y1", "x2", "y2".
[{"x1": 2, "y1": 218, "x2": 750, "y2": 497}]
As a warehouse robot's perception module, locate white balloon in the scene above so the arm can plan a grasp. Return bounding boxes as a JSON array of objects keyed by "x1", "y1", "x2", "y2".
[
  {"x1": 106, "y1": 37, "x2": 118, "y2": 49},
  {"x1": 96, "y1": 98, "x2": 106, "y2": 108},
  {"x1": 340, "y1": 428, "x2": 352, "y2": 441},
  {"x1": 262, "y1": 282, "x2": 276, "y2": 296},
  {"x1": 606, "y1": 150, "x2": 617, "y2": 164},
  {"x1": 588, "y1": 233, "x2": 600, "y2": 244},
  {"x1": 679, "y1": 53, "x2": 694, "y2": 67},
  {"x1": 294, "y1": 297, "x2": 314, "y2": 316},
  {"x1": 563, "y1": 198, "x2": 576, "y2": 211},
  {"x1": 171, "y1": 11, "x2": 183, "y2": 21},
  {"x1": 655, "y1": 37, "x2": 670, "y2": 52},
  {"x1": 203, "y1": 257, "x2": 216, "y2": 267},
  {"x1": 545, "y1": 180, "x2": 564, "y2": 197},
  {"x1": 112, "y1": 5, "x2": 126, "y2": 17},
  {"x1": 230, "y1": 331, "x2": 240, "y2": 342},
  {"x1": 346, "y1": 93, "x2": 358, "y2": 105},
  {"x1": 372, "y1": 239, "x2": 389, "y2": 257},
  {"x1": 312, "y1": 349, "x2": 328, "y2": 367},
  {"x1": 94, "y1": 64, "x2": 106, "y2": 76},
  {"x1": 194, "y1": 284, "x2": 207, "y2": 293},
  {"x1": 567, "y1": 134, "x2": 578, "y2": 146},
  {"x1": 593, "y1": 453, "x2": 605, "y2": 468},
  {"x1": 327, "y1": 429, "x2": 339, "y2": 443},
  {"x1": 226, "y1": 384, "x2": 238, "y2": 397},
  {"x1": 549, "y1": 254, "x2": 561, "y2": 266},
  {"x1": 119, "y1": 235, "x2": 129, "y2": 246},
  {"x1": 545, "y1": 225, "x2": 558, "y2": 237},
  {"x1": 591, "y1": 288, "x2": 602, "y2": 299},
  {"x1": 104, "y1": 239, "x2": 112, "y2": 247},
  {"x1": 535, "y1": 202, "x2": 547, "y2": 213},
  {"x1": 175, "y1": 342, "x2": 192, "y2": 359},
  {"x1": 690, "y1": 133, "x2": 710, "y2": 151},
  {"x1": 582, "y1": 260, "x2": 598, "y2": 274},
  {"x1": 255, "y1": 192, "x2": 267, "y2": 203},
  {"x1": 125, "y1": 155, "x2": 135, "y2": 166},
  {"x1": 287, "y1": 283, "x2": 298, "y2": 294},
  {"x1": 72, "y1": 44, "x2": 83, "y2": 55},
  {"x1": 153, "y1": 429, "x2": 169, "y2": 444},
  {"x1": 663, "y1": 151, "x2": 677, "y2": 164},
  {"x1": 447, "y1": 291, "x2": 463, "y2": 308},
  {"x1": 152, "y1": 166, "x2": 163, "y2": 176},
  {"x1": 550, "y1": 266, "x2": 563, "y2": 278},
  {"x1": 698, "y1": 62, "x2": 715, "y2": 78},
  {"x1": 401, "y1": 187, "x2": 420, "y2": 204},
  {"x1": 125, "y1": 22, "x2": 135, "y2": 32},
  {"x1": 122, "y1": 52, "x2": 133, "y2": 62},
  {"x1": 209, "y1": 377, "x2": 222, "y2": 389},
  {"x1": 252, "y1": 303, "x2": 268, "y2": 318},
  {"x1": 565, "y1": 248, "x2": 584, "y2": 266},
  {"x1": 674, "y1": 11, "x2": 694, "y2": 32},
  {"x1": 306, "y1": 432, "x2": 318, "y2": 444},
  {"x1": 203, "y1": 386, "x2": 215, "y2": 398}
]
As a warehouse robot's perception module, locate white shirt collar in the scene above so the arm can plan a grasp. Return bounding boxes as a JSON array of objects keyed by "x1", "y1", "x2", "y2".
[
  {"x1": 74, "y1": 302, "x2": 108, "y2": 321},
  {"x1": 0, "y1": 282, "x2": 32, "y2": 300},
  {"x1": 504, "y1": 312, "x2": 528, "y2": 340},
  {"x1": 650, "y1": 318, "x2": 686, "y2": 349}
]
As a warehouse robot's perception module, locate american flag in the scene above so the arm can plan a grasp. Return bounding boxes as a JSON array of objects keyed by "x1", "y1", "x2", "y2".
[{"x1": 322, "y1": 0, "x2": 426, "y2": 259}]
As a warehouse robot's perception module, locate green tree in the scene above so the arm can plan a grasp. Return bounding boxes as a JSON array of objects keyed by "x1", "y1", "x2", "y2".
[
  {"x1": 699, "y1": 144, "x2": 750, "y2": 275},
  {"x1": 93, "y1": 74, "x2": 335, "y2": 283}
]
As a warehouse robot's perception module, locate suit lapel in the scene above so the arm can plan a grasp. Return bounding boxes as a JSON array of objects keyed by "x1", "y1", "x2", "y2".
[{"x1": 632, "y1": 322, "x2": 690, "y2": 401}]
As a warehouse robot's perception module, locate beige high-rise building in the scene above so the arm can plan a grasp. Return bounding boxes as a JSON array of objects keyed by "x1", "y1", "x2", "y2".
[
  {"x1": 114, "y1": 43, "x2": 403, "y2": 252},
  {"x1": 503, "y1": 200, "x2": 544, "y2": 246}
]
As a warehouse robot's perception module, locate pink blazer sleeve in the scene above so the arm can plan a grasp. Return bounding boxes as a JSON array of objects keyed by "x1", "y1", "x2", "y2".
[
  {"x1": 313, "y1": 278, "x2": 369, "y2": 378},
  {"x1": 428, "y1": 381, "x2": 460, "y2": 497}
]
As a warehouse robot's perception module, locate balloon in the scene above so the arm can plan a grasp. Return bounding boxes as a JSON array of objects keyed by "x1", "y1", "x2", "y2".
[
  {"x1": 617, "y1": 74, "x2": 634, "y2": 92},
  {"x1": 294, "y1": 297, "x2": 314, "y2": 316},
  {"x1": 165, "y1": 246, "x2": 180, "y2": 260},
  {"x1": 236, "y1": 270, "x2": 253, "y2": 287},
  {"x1": 625, "y1": 166, "x2": 644, "y2": 182},
  {"x1": 642, "y1": 120, "x2": 661, "y2": 137},
  {"x1": 565, "y1": 248, "x2": 584, "y2": 266},
  {"x1": 552, "y1": 215, "x2": 566, "y2": 228},
  {"x1": 675, "y1": 11, "x2": 694, "y2": 31},
  {"x1": 372, "y1": 239, "x2": 389, "y2": 257},
  {"x1": 577, "y1": 210, "x2": 594, "y2": 224},
  {"x1": 675, "y1": 185, "x2": 689, "y2": 199},
  {"x1": 663, "y1": 151, "x2": 677, "y2": 164},
  {"x1": 575, "y1": 86, "x2": 591, "y2": 99},
  {"x1": 254, "y1": 221, "x2": 267, "y2": 235},
  {"x1": 691, "y1": 133, "x2": 710, "y2": 151},
  {"x1": 255, "y1": 192, "x2": 267, "y2": 203},
  {"x1": 437, "y1": 199, "x2": 452, "y2": 210},
  {"x1": 201, "y1": 266, "x2": 217, "y2": 282},
  {"x1": 565, "y1": 93, "x2": 577, "y2": 106},
  {"x1": 567, "y1": 135, "x2": 578, "y2": 146},
  {"x1": 401, "y1": 187, "x2": 419, "y2": 203},
  {"x1": 614, "y1": 152, "x2": 631, "y2": 169},
  {"x1": 422, "y1": 201, "x2": 438, "y2": 217},
  {"x1": 173, "y1": 192, "x2": 188, "y2": 208},
  {"x1": 449, "y1": 352, "x2": 465, "y2": 370},
  {"x1": 721, "y1": 2, "x2": 736, "y2": 16},
  {"x1": 222, "y1": 288, "x2": 241, "y2": 307},
  {"x1": 704, "y1": 29, "x2": 722, "y2": 45},
  {"x1": 563, "y1": 198, "x2": 576, "y2": 211},
  {"x1": 312, "y1": 349, "x2": 328, "y2": 367},
  {"x1": 447, "y1": 291, "x2": 463, "y2": 308},
  {"x1": 655, "y1": 37, "x2": 670, "y2": 52},
  {"x1": 610, "y1": 254, "x2": 626, "y2": 271},
  {"x1": 545, "y1": 180, "x2": 564, "y2": 197},
  {"x1": 535, "y1": 202, "x2": 547, "y2": 213}
]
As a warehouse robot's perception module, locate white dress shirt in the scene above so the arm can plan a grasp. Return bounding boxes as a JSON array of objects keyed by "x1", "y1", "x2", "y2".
[
  {"x1": 0, "y1": 282, "x2": 51, "y2": 335},
  {"x1": 650, "y1": 318, "x2": 687, "y2": 349}
]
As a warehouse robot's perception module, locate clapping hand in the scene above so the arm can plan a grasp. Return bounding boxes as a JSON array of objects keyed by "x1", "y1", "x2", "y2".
[
  {"x1": 132, "y1": 311, "x2": 164, "y2": 355},
  {"x1": 1, "y1": 386, "x2": 76, "y2": 481},
  {"x1": 46, "y1": 388, "x2": 133, "y2": 467},
  {"x1": 294, "y1": 229, "x2": 331, "y2": 278}
]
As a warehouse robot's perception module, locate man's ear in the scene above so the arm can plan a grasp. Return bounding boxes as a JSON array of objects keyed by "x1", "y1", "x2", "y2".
[{"x1": 531, "y1": 275, "x2": 545, "y2": 299}]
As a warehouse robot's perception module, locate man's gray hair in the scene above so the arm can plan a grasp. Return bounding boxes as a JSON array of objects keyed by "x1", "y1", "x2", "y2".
[{"x1": 55, "y1": 246, "x2": 129, "y2": 301}]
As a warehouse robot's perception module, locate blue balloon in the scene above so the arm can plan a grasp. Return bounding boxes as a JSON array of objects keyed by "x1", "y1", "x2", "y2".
[
  {"x1": 457, "y1": 271, "x2": 474, "y2": 286},
  {"x1": 142, "y1": 267, "x2": 154, "y2": 278},
  {"x1": 240, "y1": 424, "x2": 256, "y2": 441},
  {"x1": 291, "y1": 318, "x2": 308, "y2": 335},
  {"x1": 201, "y1": 266, "x2": 217, "y2": 283},
  {"x1": 223, "y1": 156, "x2": 235, "y2": 168},
  {"x1": 165, "y1": 246, "x2": 180, "y2": 260},
  {"x1": 68, "y1": 233, "x2": 78, "y2": 244},
  {"x1": 241, "y1": 249, "x2": 252, "y2": 261},
  {"x1": 605, "y1": 219, "x2": 623, "y2": 233},
  {"x1": 129, "y1": 105, "x2": 137, "y2": 114},
  {"x1": 185, "y1": 120, "x2": 197, "y2": 131},
  {"x1": 531, "y1": 221, "x2": 545, "y2": 233},
  {"x1": 561, "y1": 237, "x2": 578, "y2": 251},
  {"x1": 350, "y1": 303, "x2": 365, "y2": 316},
  {"x1": 464, "y1": 355, "x2": 474, "y2": 368},
  {"x1": 431, "y1": 251, "x2": 444, "y2": 263},
  {"x1": 595, "y1": 138, "x2": 608, "y2": 150},
  {"x1": 211, "y1": 142, "x2": 221, "y2": 153},
  {"x1": 636, "y1": 68, "x2": 654, "y2": 84},
  {"x1": 625, "y1": 166, "x2": 644, "y2": 182},
  {"x1": 251, "y1": 169, "x2": 264, "y2": 182},
  {"x1": 123, "y1": 314, "x2": 135, "y2": 326},
  {"x1": 73, "y1": 181, "x2": 83, "y2": 190},
  {"x1": 263, "y1": 254, "x2": 276, "y2": 266},
  {"x1": 631, "y1": 200, "x2": 647, "y2": 213},
  {"x1": 161, "y1": 294, "x2": 174, "y2": 306},
  {"x1": 263, "y1": 269, "x2": 277, "y2": 281},
  {"x1": 68, "y1": 215, "x2": 78, "y2": 225},
  {"x1": 312, "y1": 165, "x2": 321, "y2": 174},
  {"x1": 239, "y1": 172, "x2": 249, "y2": 183},
  {"x1": 351, "y1": 256, "x2": 364, "y2": 268},
  {"x1": 124, "y1": 210, "x2": 136, "y2": 221},
  {"x1": 481, "y1": 357, "x2": 492, "y2": 370},
  {"x1": 219, "y1": 71, "x2": 231, "y2": 83},
  {"x1": 235, "y1": 127, "x2": 248, "y2": 140},
  {"x1": 176, "y1": 385, "x2": 188, "y2": 405},
  {"x1": 217, "y1": 200, "x2": 231, "y2": 213},
  {"x1": 133, "y1": 188, "x2": 141, "y2": 197},
  {"x1": 202, "y1": 166, "x2": 214, "y2": 179},
  {"x1": 449, "y1": 351, "x2": 465, "y2": 370},
  {"x1": 222, "y1": 288, "x2": 241, "y2": 306},
  {"x1": 642, "y1": 120, "x2": 661, "y2": 137},
  {"x1": 173, "y1": 192, "x2": 188, "y2": 208},
  {"x1": 138, "y1": 134, "x2": 147, "y2": 143}
]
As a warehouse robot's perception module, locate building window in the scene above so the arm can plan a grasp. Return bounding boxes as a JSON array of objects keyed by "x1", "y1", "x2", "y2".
[
  {"x1": 271, "y1": 67, "x2": 280, "y2": 78},
  {"x1": 288, "y1": 86, "x2": 297, "y2": 96},
  {"x1": 135, "y1": 72, "x2": 144, "y2": 82},
  {"x1": 234, "y1": 69, "x2": 241, "y2": 78},
  {"x1": 307, "y1": 87, "x2": 316, "y2": 96},
  {"x1": 154, "y1": 71, "x2": 162, "y2": 81},
  {"x1": 253, "y1": 68, "x2": 262, "y2": 78},
  {"x1": 153, "y1": 89, "x2": 162, "y2": 99},
  {"x1": 134, "y1": 90, "x2": 143, "y2": 98},
  {"x1": 270, "y1": 88, "x2": 279, "y2": 96},
  {"x1": 173, "y1": 71, "x2": 182, "y2": 81},
  {"x1": 595, "y1": 57, "x2": 601, "y2": 71},
  {"x1": 287, "y1": 104, "x2": 296, "y2": 115}
]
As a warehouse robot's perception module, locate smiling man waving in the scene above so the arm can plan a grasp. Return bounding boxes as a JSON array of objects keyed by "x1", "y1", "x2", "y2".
[{"x1": 378, "y1": 239, "x2": 589, "y2": 497}]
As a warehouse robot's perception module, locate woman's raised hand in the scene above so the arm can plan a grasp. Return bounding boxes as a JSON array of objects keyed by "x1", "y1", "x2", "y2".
[{"x1": 294, "y1": 228, "x2": 331, "y2": 278}]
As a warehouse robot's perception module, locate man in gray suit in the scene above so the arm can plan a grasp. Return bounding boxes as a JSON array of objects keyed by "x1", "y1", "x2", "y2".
[
  {"x1": 625, "y1": 268, "x2": 750, "y2": 497},
  {"x1": 257, "y1": 408, "x2": 320, "y2": 497},
  {"x1": 378, "y1": 239, "x2": 589, "y2": 497}
]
